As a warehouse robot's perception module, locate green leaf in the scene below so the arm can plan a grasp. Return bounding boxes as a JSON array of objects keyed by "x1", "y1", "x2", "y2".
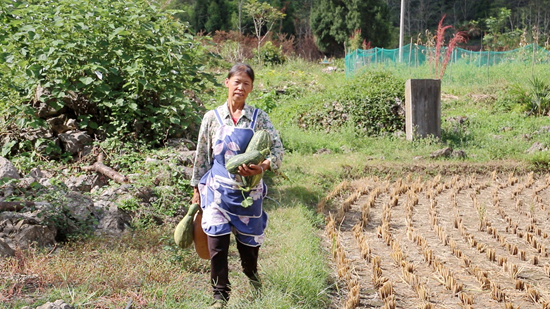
[
  {"x1": 1, "y1": 140, "x2": 17, "y2": 157},
  {"x1": 79, "y1": 76, "x2": 94, "y2": 85}
]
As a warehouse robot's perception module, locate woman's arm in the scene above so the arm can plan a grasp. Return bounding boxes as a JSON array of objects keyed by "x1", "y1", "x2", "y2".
[{"x1": 190, "y1": 111, "x2": 215, "y2": 187}]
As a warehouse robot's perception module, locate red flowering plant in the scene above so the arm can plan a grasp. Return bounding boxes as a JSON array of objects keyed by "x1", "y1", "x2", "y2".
[{"x1": 434, "y1": 15, "x2": 468, "y2": 79}]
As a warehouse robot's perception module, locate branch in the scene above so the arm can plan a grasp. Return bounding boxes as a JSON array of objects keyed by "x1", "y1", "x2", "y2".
[{"x1": 82, "y1": 153, "x2": 129, "y2": 184}]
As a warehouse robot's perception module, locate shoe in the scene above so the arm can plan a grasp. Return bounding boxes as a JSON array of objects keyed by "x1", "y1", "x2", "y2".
[
  {"x1": 249, "y1": 279, "x2": 262, "y2": 297},
  {"x1": 209, "y1": 299, "x2": 226, "y2": 309}
]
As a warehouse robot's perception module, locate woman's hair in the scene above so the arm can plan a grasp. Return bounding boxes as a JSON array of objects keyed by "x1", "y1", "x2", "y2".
[{"x1": 227, "y1": 63, "x2": 255, "y2": 83}]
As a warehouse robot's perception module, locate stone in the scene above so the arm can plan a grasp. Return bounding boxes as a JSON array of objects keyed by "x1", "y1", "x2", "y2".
[
  {"x1": 64, "y1": 192, "x2": 95, "y2": 223},
  {"x1": 537, "y1": 126, "x2": 550, "y2": 134},
  {"x1": 430, "y1": 147, "x2": 453, "y2": 159},
  {"x1": 314, "y1": 148, "x2": 332, "y2": 155},
  {"x1": 65, "y1": 174, "x2": 108, "y2": 192},
  {"x1": 0, "y1": 238, "x2": 15, "y2": 257},
  {"x1": 29, "y1": 167, "x2": 45, "y2": 179},
  {"x1": 16, "y1": 224, "x2": 56, "y2": 248},
  {"x1": 322, "y1": 66, "x2": 338, "y2": 73},
  {"x1": 47, "y1": 114, "x2": 72, "y2": 135},
  {"x1": 58, "y1": 131, "x2": 92, "y2": 155},
  {"x1": 35, "y1": 299, "x2": 75, "y2": 309},
  {"x1": 20, "y1": 127, "x2": 53, "y2": 142},
  {"x1": 405, "y1": 79, "x2": 441, "y2": 140},
  {"x1": 95, "y1": 204, "x2": 131, "y2": 236},
  {"x1": 452, "y1": 149, "x2": 467, "y2": 159},
  {"x1": 526, "y1": 142, "x2": 548, "y2": 154},
  {"x1": 166, "y1": 138, "x2": 195, "y2": 150},
  {"x1": 0, "y1": 156, "x2": 20, "y2": 179},
  {"x1": 177, "y1": 150, "x2": 196, "y2": 166}
]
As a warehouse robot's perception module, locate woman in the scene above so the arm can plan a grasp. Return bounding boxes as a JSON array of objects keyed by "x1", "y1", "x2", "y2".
[{"x1": 190, "y1": 63, "x2": 283, "y2": 308}]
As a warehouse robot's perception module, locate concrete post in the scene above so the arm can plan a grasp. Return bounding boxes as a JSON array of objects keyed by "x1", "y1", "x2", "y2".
[{"x1": 405, "y1": 79, "x2": 441, "y2": 140}]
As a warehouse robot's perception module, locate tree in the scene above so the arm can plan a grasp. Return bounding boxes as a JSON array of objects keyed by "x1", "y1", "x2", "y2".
[
  {"x1": 193, "y1": 0, "x2": 230, "y2": 33},
  {"x1": 244, "y1": 0, "x2": 285, "y2": 63},
  {"x1": 310, "y1": 0, "x2": 393, "y2": 55}
]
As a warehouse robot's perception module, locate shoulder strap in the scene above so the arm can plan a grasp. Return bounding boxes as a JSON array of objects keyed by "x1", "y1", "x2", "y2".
[
  {"x1": 213, "y1": 109, "x2": 224, "y2": 126},
  {"x1": 249, "y1": 109, "x2": 259, "y2": 129}
]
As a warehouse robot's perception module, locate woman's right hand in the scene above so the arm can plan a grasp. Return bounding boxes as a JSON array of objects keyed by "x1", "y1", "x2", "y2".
[{"x1": 192, "y1": 186, "x2": 201, "y2": 206}]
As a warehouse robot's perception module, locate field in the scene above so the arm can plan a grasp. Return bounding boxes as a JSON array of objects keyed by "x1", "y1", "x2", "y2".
[
  {"x1": 323, "y1": 171, "x2": 550, "y2": 309},
  {"x1": 2, "y1": 57, "x2": 550, "y2": 308}
]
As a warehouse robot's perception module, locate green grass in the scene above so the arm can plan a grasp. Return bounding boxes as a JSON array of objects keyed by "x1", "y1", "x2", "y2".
[{"x1": 3, "y1": 58, "x2": 550, "y2": 308}]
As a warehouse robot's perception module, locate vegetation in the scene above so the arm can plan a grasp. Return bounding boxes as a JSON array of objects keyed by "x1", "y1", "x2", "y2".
[
  {"x1": 3, "y1": 1, "x2": 550, "y2": 308},
  {"x1": 0, "y1": 0, "x2": 212, "y2": 148}
]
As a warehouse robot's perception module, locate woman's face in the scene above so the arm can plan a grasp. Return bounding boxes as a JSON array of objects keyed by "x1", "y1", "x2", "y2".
[{"x1": 225, "y1": 72, "x2": 253, "y2": 105}]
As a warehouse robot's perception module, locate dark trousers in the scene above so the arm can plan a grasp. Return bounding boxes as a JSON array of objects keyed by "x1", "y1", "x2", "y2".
[{"x1": 208, "y1": 234, "x2": 260, "y2": 301}]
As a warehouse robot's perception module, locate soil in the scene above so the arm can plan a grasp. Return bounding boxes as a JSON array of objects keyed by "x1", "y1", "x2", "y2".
[{"x1": 324, "y1": 171, "x2": 550, "y2": 309}]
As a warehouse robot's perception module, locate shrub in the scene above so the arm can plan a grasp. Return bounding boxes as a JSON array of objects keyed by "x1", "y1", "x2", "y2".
[
  {"x1": 0, "y1": 0, "x2": 213, "y2": 147},
  {"x1": 254, "y1": 41, "x2": 286, "y2": 65},
  {"x1": 276, "y1": 70, "x2": 405, "y2": 136}
]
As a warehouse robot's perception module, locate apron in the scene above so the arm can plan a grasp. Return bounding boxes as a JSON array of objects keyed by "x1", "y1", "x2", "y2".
[{"x1": 198, "y1": 108, "x2": 268, "y2": 247}]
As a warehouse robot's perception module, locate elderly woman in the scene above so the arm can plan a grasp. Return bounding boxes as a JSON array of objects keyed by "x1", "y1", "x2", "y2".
[{"x1": 190, "y1": 63, "x2": 283, "y2": 308}]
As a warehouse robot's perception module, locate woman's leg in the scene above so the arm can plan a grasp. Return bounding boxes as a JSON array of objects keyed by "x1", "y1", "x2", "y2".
[
  {"x1": 208, "y1": 234, "x2": 231, "y2": 301},
  {"x1": 236, "y1": 240, "x2": 261, "y2": 287}
]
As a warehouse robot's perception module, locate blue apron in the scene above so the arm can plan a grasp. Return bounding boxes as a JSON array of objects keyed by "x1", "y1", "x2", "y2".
[{"x1": 198, "y1": 108, "x2": 268, "y2": 247}]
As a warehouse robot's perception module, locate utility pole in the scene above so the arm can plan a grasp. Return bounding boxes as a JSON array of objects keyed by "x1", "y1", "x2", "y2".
[{"x1": 399, "y1": 0, "x2": 406, "y2": 62}]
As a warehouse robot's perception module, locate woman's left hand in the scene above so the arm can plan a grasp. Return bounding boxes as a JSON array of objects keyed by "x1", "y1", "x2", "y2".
[{"x1": 237, "y1": 160, "x2": 270, "y2": 177}]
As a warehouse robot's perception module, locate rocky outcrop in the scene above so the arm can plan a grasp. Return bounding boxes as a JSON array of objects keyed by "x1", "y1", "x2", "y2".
[{"x1": 0, "y1": 156, "x2": 20, "y2": 179}]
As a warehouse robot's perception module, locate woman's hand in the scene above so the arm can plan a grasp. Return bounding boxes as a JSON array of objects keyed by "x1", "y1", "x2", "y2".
[
  {"x1": 192, "y1": 186, "x2": 201, "y2": 206},
  {"x1": 237, "y1": 160, "x2": 270, "y2": 177}
]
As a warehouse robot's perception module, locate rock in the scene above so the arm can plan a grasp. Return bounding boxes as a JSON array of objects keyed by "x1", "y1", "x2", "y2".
[
  {"x1": 47, "y1": 114, "x2": 75, "y2": 135},
  {"x1": 35, "y1": 299, "x2": 75, "y2": 309},
  {"x1": 534, "y1": 126, "x2": 550, "y2": 135},
  {"x1": 16, "y1": 224, "x2": 56, "y2": 248},
  {"x1": 526, "y1": 142, "x2": 548, "y2": 154},
  {"x1": 64, "y1": 192, "x2": 95, "y2": 223},
  {"x1": 452, "y1": 149, "x2": 467, "y2": 159},
  {"x1": 58, "y1": 131, "x2": 92, "y2": 155},
  {"x1": 322, "y1": 66, "x2": 338, "y2": 73},
  {"x1": 16, "y1": 177, "x2": 39, "y2": 188},
  {"x1": 177, "y1": 150, "x2": 196, "y2": 166},
  {"x1": 95, "y1": 204, "x2": 131, "y2": 236},
  {"x1": 445, "y1": 116, "x2": 468, "y2": 125},
  {"x1": 0, "y1": 156, "x2": 20, "y2": 179},
  {"x1": 315, "y1": 148, "x2": 332, "y2": 155},
  {"x1": 65, "y1": 174, "x2": 108, "y2": 192},
  {"x1": 430, "y1": 147, "x2": 453, "y2": 159},
  {"x1": 166, "y1": 138, "x2": 196, "y2": 150},
  {"x1": 29, "y1": 167, "x2": 45, "y2": 179},
  {"x1": 0, "y1": 238, "x2": 15, "y2": 257},
  {"x1": 179, "y1": 166, "x2": 194, "y2": 180},
  {"x1": 413, "y1": 156, "x2": 424, "y2": 161},
  {"x1": 20, "y1": 127, "x2": 53, "y2": 142}
]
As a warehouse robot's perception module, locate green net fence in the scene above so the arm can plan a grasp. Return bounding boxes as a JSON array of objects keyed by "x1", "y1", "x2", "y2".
[{"x1": 345, "y1": 43, "x2": 550, "y2": 79}]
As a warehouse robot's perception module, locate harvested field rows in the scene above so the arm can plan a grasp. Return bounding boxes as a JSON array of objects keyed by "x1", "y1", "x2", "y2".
[{"x1": 322, "y1": 173, "x2": 550, "y2": 309}]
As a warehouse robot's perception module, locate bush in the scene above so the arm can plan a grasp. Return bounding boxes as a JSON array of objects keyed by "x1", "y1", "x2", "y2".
[
  {"x1": 254, "y1": 41, "x2": 286, "y2": 65},
  {"x1": 275, "y1": 70, "x2": 405, "y2": 136},
  {"x1": 0, "y1": 0, "x2": 213, "y2": 146}
]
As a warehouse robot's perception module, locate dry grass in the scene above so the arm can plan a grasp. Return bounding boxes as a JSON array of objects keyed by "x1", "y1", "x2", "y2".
[{"x1": 0, "y1": 227, "x2": 209, "y2": 308}]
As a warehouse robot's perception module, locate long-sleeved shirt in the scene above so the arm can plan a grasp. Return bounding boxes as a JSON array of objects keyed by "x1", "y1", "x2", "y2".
[{"x1": 190, "y1": 102, "x2": 284, "y2": 187}]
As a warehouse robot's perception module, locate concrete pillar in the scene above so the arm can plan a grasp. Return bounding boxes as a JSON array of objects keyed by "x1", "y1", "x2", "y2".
[{"x1": 405, "y1": 79, "x2": 441, "y2": 140}]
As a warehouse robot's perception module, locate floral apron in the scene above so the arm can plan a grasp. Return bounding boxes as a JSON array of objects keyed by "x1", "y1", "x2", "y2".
[{"x1": 198, "y1": 108, "x2": 268, "y2": 247}]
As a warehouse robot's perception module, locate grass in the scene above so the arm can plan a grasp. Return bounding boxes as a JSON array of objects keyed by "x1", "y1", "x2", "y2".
[
  {"x1": 0, "y1": 203, "x2": 331, "y2": 308},
  {"x1": 3, "y1": 58, "x2": 550, "y2": 308}
]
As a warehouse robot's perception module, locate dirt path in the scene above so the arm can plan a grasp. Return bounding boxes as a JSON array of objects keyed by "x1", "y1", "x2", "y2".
[{"x1": 324, "y1": 172, "x2": 550, "y2": 309}]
